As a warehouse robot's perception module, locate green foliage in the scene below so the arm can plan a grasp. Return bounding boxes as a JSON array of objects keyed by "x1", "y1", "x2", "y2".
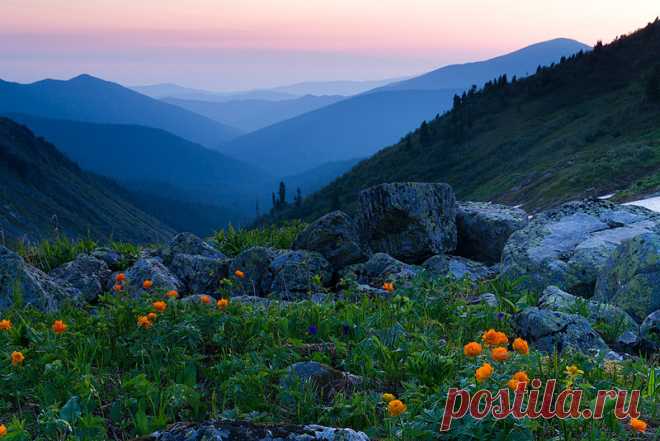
[{"x1": 212, "y1": 221, "x2": 307, "y2": 256}]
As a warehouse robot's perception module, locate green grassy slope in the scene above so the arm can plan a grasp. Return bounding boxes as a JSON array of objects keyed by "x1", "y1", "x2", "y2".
[{"x1": 275, "y1": 19, "x2": 660, "y2": 221}]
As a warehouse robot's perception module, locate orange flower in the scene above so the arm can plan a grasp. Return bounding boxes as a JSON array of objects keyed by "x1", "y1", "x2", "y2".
[
  {"x1": 234, "y1": 270, "x2": 245, "y2": 279},
  {"x1": 630, "y1": 417, "x2": 647, "y2": 433},
  {"x1": 11, "y1": 351, "x2": 24, "y2": 366},
  {"x1": 491, "y1": 347, "x2": 510, "y2": 362},
  {"x1": 382, "y1": 282, "x2": 395, "y2": 293},
  {"x1": 52, "y1": 320, "x2": 67, "y2": 334},
  {"x1": 115, "y1": 273, "x2": 126, "y2": 282},
  {"x1": 463, "y1": 341, "x2": 482, "y2": 357},
  {"x1": 143, "y1": 279, "x2": 153, "y2": 289},
  {"x1": 166, "y1": 290, "x2": 178, "y2": 299},
  {"x1": 482, "y1": 329, "x2": 508, "y2": 346},
  {"x1": 513, "y1": 337, "x2": 529, "y2": 355},
  {"x1": 0, "y1": 424, "x2": 6, "y2": 437},
  {"x1": 0, "y1": 319, "x2": 12, "y2": 331},
  {"x1": 137, "y1": 316, "x2": 152, "y2": 329},
  {"x1": 475, "y1": 362, "x2": 493, "y2": 383},
  {"x1": 217, "y1": 298, "x2": 230, "y2": 310},
  {"x1": 147, "y1": 312, "x2": 157, "y2": 321},
  {"x1": 152, "y1": 301, "x2": 167, "y2": 312},
  {"x1": 387, "y1": 399, "x2": 407, "y2": 417},
  {"x1": 200, "y1": 295, "x2": 211, "y2": 304},
  {"x1": 508, "y1": 371, "x2": 529, "y2": 389}
]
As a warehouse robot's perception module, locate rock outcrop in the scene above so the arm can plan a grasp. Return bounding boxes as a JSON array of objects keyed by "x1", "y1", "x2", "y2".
[
  {"x1": 228, "y1": 247, "x2": 278, "y2": 296},
  {"x1": 123, "y1": 257, "x2": 182, "y2": 296},
  {"x1": 50, "y1": 254, "x2": 111, "y2": 302},
  {"x1": 640, "y1": 310, "x2": 660, "y2": 351},
  {"x1": 269, "y1": 250, "x2": 332, "y2": 299},
  {"x1": 423, "y1": 254, "x2": 496, "y2": 281},
  {"x1": 341, "y1": 252, "x2": 419, "y2": 288},
  {"x1": 358, "y1": 182, "x2": 457, "y2": 262}
]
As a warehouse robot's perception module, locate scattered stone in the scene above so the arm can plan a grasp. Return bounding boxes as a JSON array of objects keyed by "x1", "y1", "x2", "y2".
[
  {"x1": 145, "y1": 420, "x2": 370, "y2": 441},
  {"x1": 269, "y1": 250, "x2": 332, "y2": 299},
  {"x1": 0, "y1": 245, "x2": 77, "y2": 311},
  {"x1": 593, "y1": 233, "x2": 660, "y2": 323},
  {"x1": 122, "y1": 258, "x2": 182, "y2": 296},
  {"x1": 614, "y1": 331, "x2": 641, "y2": 353},
  {"x1": 228, "y1": 247, "x2": 278, "y2": 296},
  {"x1": 50, "y1": 254, "x2": 111, "y2": 302},
  {"x1": 514, "y1": 307, "x2": 610, "y2": 354},
  {"x1": 90, "y1": 247, "x2": 123, "y2": 270},
  {"x1": 478, "y1": 292, "x2": 499, "y2": 308},
  {"x1": 281, "y1": 361, "x2": 362, "y2": 401},
  {"x1": 501, "y1": 199, "x2": 660, "y2": 297},
  {"x1": 294, "y1": 210, "x2": 368, "y2": 270},
  {"x1": 455, "y1": 201, "x2": 528, "y2": 264},
  {"x1": 423, "y1": 254, "x2": 496, "y2": 281},
  {"x1": 160, "y1": 232, "x2": 225, "y2": 263},
  {"x1": 357, "y1": 182, "x2": 457, "y2": 262},
  {"x1": 341, "y1": 253, "x2": 419, "y2": 288},
  {"x1": 640, "y1": 310, "x2": 660, "y2": 352},
  {"x1": 168, "y1": 253, "x2": 228, "y2": 294}
]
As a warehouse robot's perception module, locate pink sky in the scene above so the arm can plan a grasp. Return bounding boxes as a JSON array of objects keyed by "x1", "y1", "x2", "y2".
[{"x1": 2, "y1": 0, "x2": 659, "y2": 90}]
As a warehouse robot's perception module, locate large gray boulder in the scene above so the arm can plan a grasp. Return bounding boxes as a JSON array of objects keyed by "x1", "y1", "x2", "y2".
[
  {"x1": 341, "y1": 252, "x2": 419, "y2": 288},
  {"x1": 501, "y1": 199, "x2": 660, "y2": 297},
  {"x1": 358, "y1": 182, "x2": 457, "y2": 263},
  {"x1": 423, "y1": 254, "x2": 496, "y2": 281},
  {"x1": 294, "y1": 210, "x2": 368, "y2": 270},
  {"x1": 640, "y1": 310, "x2": 660, "y2": 352},
  {"x1": 160, "y1": 232, "x2": 225, "y2": 263},
  {"x1": 50, "y1": 254, "x2": 111, "y2": 302},
  {"x1": 593, "y1": 233, "x2": 660, "y2": 323},
  {"x1": 147, "y1": 420, "x2": 370, "y2": 441},
  {"x1": 168, "y1": 254, "x2": 229, "y2": 295},
  {"x1": 456, "y1": 201, "x2": 528, "y2": 264},
  {"x1": 90, "y1": 247, "x2": 124, "y2": 270},
  {"x1": 122, "y1": 257, "x2": 182, "y2": 296},
  {"x1": 0, "y1": 246, "x2": 77, "y2": 311},
  {"x1": 228, "y1": 247, "x2": 278, "y2": 296},
  {"x1": 270, "y1": 250, "x2": 332, "y2": 299},
  {"x1": 539, "y1": 286, "x2": 638, "y2": 344},
  {"x1": 514, "y1": 307, "x2": 609, "y2": 354}
]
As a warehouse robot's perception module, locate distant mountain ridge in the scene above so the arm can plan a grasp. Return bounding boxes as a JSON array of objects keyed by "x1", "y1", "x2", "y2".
[
  {"x1": 0, "y1": 117, "x2": 173, "y2": 243},
  {"x1": 0, "y1": 75, "x2": 242, "y2": 148}
]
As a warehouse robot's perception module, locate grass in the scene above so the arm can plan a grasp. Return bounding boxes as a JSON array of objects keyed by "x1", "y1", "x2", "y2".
[
  {"x1": 212, "y1": 220, "x2": 307, "y2": 257},
  {"x1": 0, "y1": 271, "x2": 657, "y2": 440}
]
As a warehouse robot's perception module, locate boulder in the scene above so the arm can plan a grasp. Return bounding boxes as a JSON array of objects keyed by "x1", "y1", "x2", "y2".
[
  {"x1": 269, "y1": 250, "x2": 332, "y2": 299},
  {"x1": 640, "y1": 310, "x2": 660, "y2": 352},
  {"x1": 122, "y1": 258, "x2": 182, "y2": 296},
  {"x1": 501, "y1": 199, "x2": 660, "y2": 297},
  {"x1": 514, "y1": 307, "x2": 609, "y2": 354},
  {"x1": 50, "y1": 254, "x2": 111, "y2": 302},
  {"x1": 539, "y1": 285, "x2": 638, "y2": 344},
  {"x1": 90, "y1": 247, "x2": 124, "y2": 270},
  {"x1": 357, "y1": 182, "x2": 457, "y2": 262},
  {"x1": 593, "y1": 233, "x2": 660, "y2": 323},
  {"x1": 0, "y1": 245, "x2": 77, "y2": 311},
  {"x1": 293, "y1": 210, "x2": 368, "y2": 269},
  {"x1": 146, "y1": 420, "x2": 370, "y2": 441},
  {"x1": 160, "y1": 232, "x2": 225, "y2": 264},
  {"x1": 423, "y1": 254, "x2": 496, "y2": 281},
  {"x1": 281, "y1": 361, "x2": 362, "y2": 401},
  {"x1": 341, "y1": 252, "x2": 419, "y2": 288},
  {"x1": 168, "y1": 254, "x2": 229, "y2": 295},
  {"x1": 228, "y1": 247, "x2": 278, "y2": 296},
  {"x1": 456, "y1": 201, "x2": 528, "y2": 264}
]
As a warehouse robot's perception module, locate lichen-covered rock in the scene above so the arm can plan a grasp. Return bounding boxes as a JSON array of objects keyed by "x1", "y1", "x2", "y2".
[
  {"x1": 456, "y1": 201, "x2": 528, "y2": 264},
  {"x1": 501, "y1": 199, "x2": 660, "y2": 297},
  {"x1": 514, "y1": 307, "x2": 609, "y2": 354},
  {"x1": 269, "y1": 250, "x2": 332, "y2": 299},
  {"x1": 593, "y1": 233, "x2": 660, "y2": 323},
  {"x1": 281, "y1": 361, "x2": 362, "y2": 401},
  {"x1": 423, "y1": 254, "x2": 496, "y2": 281},
  {"x1": 90, "y1": 247, "x2": 124, "y2": 270},
  {"x1": 145, "y1": 420, "x2": 370, "y2": 441},
  {"x1": 341, "y1": 252, "x2": 419, "y2": 288},
  {"x1": 122, "y1": 257, "x2": 182, "y2": 296},
  {"x1": 539, "y1": 286, "x2": 639, "y2": 344},
  {"x1": 168, "y1": 254, "x2": 229, "y2": 294},
  {"x1": 160, "y1": 232, "x2": 225, "y2": 263},
  {"x1": 50, "y1": 254, "x2": 111, "y2": 302},
  {"x1": 357, "y1": 182, "x2": 457, "y2": 262},
  {"x1": 294, "y1": 210, "x2": 368, "y2": 270},
  {"x1": 0, "y1": 245, "x2": 77, "y2": 311},
  {"x1": 228, "y1": 247, "x2": 278, "y2": 296},
  {"x1": 640, "y1": 310, "x2": 660, "y2": 352}
]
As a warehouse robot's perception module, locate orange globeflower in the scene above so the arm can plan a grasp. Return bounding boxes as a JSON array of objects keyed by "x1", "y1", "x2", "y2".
[
  {"x1": 200, "y1": 295, "x2": 211, "y2": 304},
  {"x1": 143, "y1": 279, "x2": 153, "y2": 289},
  {"x1": 508, "y1": 371, "x2": 530, "y2": 389},
  {"x1": 147, "y1": 312, "x2": 157, "y2": 321},
  {"x1": 137, "y1": 316, "x2": 152, "y2": 329},
  {"x1": 491, "y1": 347, "x2": 510, "y2": 362},
  {"x1": 482, "y1": 329, "x2": 508, "y2": 346},
  {"x1": 0, "y1": 424, "x2": 6, "y2": 437},
  {"x1": 475, "y1": 362, "x2": 494, "y2": 383},
  {"x1": 166, "y1": 290, "x2": 178, "y2": 299},
  {"x1": 217, "y1": 298, "x2": 230, "y2": 310},
  {"x1": 0, "y1": 319, "x2": 12, "y2": 331},
  {"x1": 152, "y1": 301, "x2": 167, "y2": 312},
  {"x1": 234, "y1": 270, "x2": 245, "y2": 279},
  {"x1": 115, "y1": 273, "x2": 126, "y2": 282},
  {"x1": 387, "y1": 399, "x2": 407, "y2": 417},
  {"x1": 52, "y1": 320, "x2": 67, "y2": 334},
  {"x1": 11, "y1": 351, "x2": 25, "y2": 366},
  {"x1": 382, "y1": 282, "x2": 395, "y2": 293},
  {"x1": 630, "y1": 417, "x2": 647, "y2": 433},
  {"x1": 513, "y1": 337, "x2": 529, "y2": 355},
  {"x1": 463, "y1": 342, "x2": 482, "y2": 357},
  {"x1": 113, "y1": 284, "x2": 123, "y2": 292}
]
